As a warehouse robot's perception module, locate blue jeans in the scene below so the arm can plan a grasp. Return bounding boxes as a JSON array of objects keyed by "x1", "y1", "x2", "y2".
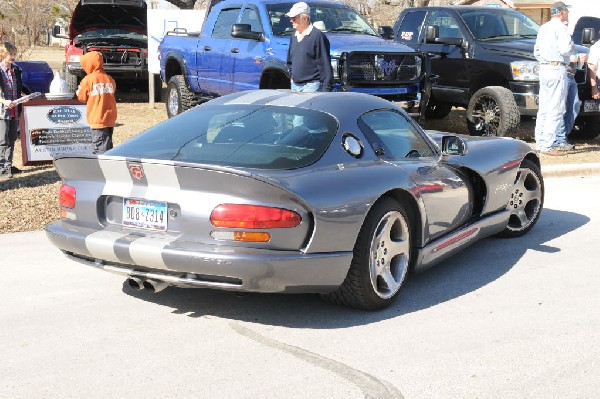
[
  {"x1": 535, "y1": 65, "x2": 568, "y2": 152},
  {"x1": 556, "y1": 73, "x2": 580, "y2": 145},
  {"x1": 291, "y1": 80, "x2": 322, "y2": 92}
]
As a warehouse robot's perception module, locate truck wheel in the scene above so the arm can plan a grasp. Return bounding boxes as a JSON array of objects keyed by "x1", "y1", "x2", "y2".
[
  {"x1": 166, "y1": 75, "x2": 194, "y2": 118},
  {"x1": 424, "y1": 102, "x2": 452, "y2": 119},
  {"x1": 570, "y1": 116, "x2": 600, "y2": 139},
  {"x1": 466, "y1": 86, "x2": 519, "y2": 137}
]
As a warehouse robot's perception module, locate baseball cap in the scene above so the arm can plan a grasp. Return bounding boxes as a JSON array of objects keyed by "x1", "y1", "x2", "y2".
[
  {"x1": 551, "y1": 1, "x2": 571, "y2": 14},
  {"x1": 285, "y1": 2, "x2": 310, "y2": 18}
]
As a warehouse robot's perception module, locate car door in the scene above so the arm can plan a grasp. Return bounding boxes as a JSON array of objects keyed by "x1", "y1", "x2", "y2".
[
  {"x1": 199, "y1": 6, "x2": 241, "y2": 95},
  {"x1": 230, "y1": 5, "x2": 266, "y2": 92},
  {"x1": 358, "y1": 109, "x2": 472, "y2": 241},
  {"x1": 397, "y1": 10, "x2": 470, "y2": 105}
]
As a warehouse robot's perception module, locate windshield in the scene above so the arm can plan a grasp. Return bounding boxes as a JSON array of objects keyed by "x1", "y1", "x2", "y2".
[
  {"x1": 109, "y1": 104, "x2": 339, "y2": 170},
  {"x1": 267, "y1": 3, "x2": 378, "y2": 36},
  {"x1": 459, "y1": 10, "x2": 539, "y2": 40},
  {"x1": 76, "y1": 28, "x2": 147, "y2": 42}
]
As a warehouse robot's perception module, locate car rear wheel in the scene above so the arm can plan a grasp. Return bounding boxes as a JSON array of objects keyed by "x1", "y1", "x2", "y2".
[
  {"x1": 166, "y1": 75, "x2": 195, "y2": 118},
  {"x1": 322, "y1": 198, "x2": 412, "y2": 310},
  {"x1": 495, "y1": 159, "x2": 544, "y2": 238},
  {"x1": 466, "y1": 86, "x2": 520, "y2": 137}
]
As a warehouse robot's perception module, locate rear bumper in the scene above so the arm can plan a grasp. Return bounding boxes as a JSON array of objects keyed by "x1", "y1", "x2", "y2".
[{"x1": 46, "y1": 221, "x2": 351, "y2": 294}]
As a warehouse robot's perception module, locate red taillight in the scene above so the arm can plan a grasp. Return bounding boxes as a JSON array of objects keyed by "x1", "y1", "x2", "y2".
[
  {"x1": 59, "y1": 184, "x2": 76, "y2": 209},
  {"x1": 210, "y1": 204, "x2": 301, "y2": 228}
]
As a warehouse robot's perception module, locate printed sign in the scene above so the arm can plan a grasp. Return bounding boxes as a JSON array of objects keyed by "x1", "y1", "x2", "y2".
[{"x1": 20, "y1": 100, "x2": 92, "y2": 165}]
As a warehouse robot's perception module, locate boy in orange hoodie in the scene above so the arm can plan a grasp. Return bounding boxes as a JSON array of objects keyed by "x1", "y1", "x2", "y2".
[{"x1": 76, "y1": 51, "x2": 117, "y2": 154}]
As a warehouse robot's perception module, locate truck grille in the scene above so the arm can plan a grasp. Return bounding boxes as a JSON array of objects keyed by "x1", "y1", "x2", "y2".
[{"x1": 344, "y1": 53, "x2": 421, "y2": 85}]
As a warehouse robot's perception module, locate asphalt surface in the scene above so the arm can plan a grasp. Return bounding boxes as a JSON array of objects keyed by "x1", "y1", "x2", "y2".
[{"x1": 1, "y1": 175, "x2": 600, "y2": 398}]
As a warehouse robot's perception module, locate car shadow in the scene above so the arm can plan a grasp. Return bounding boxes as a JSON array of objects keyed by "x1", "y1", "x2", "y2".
[
  {"x1": 0, "y1": 168, "x2": 60, "y2": 191},
  {"x1": 123, "y1": 208, "x2": 588, "y2": 328}
]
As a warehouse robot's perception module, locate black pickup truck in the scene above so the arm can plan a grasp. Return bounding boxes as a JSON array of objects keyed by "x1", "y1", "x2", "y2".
[{"x1": 392, "y1": 6, "x2": 600, "y2": 139}]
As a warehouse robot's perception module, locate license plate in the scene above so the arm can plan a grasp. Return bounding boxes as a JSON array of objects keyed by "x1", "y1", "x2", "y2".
[
  {"x1": 123, "y1": 199, "x2": 168, "y2": 231},
  {"x1": 584, "y1": 100, "x2": 599, "y2": 112}
]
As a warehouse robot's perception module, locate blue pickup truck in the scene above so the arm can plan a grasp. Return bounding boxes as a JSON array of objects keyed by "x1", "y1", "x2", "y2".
[{"x1": 159, "y1": 0, "x2": 429, "y2": 118}]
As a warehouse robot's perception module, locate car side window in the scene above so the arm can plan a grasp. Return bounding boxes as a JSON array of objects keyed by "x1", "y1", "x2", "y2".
[
  {"x1": 212, "y1": 8, "x2": 241, "y2": 39},
  {"x1": 240, "y1": 7, "x2": 263, "y2": 33},
  {"x1": 395, "y1": 11, "x2": 426, "y2": 43},
  {"x1": 358, "y1": 110, "x2": 435, "y2": 159},
  {"x1": 428, "y1": 11, "x2": 463, "y2": 40}
]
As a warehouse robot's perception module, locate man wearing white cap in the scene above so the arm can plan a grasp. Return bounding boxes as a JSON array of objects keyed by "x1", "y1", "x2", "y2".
[
  {"x1": 533, "y1": 1, "x2": 576, "y2": 156},
  {"x1": 285, "y1": 2, "x2": 333, "y2": 92}
]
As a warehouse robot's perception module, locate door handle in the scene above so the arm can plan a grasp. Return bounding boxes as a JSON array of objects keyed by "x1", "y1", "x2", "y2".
[
  {"x1": 231, "y1": 48, "x2": 240, "y2": 53},
  {"x1": 204, "y1": 46, "x2": 211, "y2": 51}
]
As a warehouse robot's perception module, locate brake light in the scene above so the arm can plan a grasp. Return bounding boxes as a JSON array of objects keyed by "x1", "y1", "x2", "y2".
[
  {"x1": 59, "y1": 184, "x2": 76, "y2": 209},
  {"x1": 210, "y1": 204, "x2": 301, "y2": 228}
]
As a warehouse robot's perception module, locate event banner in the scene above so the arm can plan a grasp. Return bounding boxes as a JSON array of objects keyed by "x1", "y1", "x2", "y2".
[{"x1": 20, "y1": 100, "x2": 92, "y2": 165}]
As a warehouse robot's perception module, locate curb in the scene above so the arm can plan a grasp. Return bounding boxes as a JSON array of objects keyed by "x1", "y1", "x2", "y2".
[{"x1": 542, "y1": 162, "x2": 600, "y2": 178}]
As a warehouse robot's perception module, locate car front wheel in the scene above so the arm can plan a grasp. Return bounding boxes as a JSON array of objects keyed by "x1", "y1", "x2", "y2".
[
  {"x1": 322, "y1": 198, "x2": 412, "y2": 310},
  {"x1": 466, "y1": 86, "x2": 520, "y2": 137},
  {"x1": 496, "y1": 159, "x2": 544, "y2": 238}
]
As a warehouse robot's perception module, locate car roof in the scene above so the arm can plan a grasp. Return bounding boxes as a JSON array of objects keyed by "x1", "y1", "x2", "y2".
[{"x1": 206, "y1": 89, "x2": 397, "y2": 116}]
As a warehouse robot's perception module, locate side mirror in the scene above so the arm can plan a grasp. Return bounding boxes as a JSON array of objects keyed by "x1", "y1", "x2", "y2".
[
  {"x1": 379, "y1": 26, "x2": 394, "y2": 40},
  {"x1": 441, "y1": 135, "x2": 467, "y2": 156},
  {"x1": 582, "y1": 28, "x2": 596, "y2": 46},
  {"x1": 426, "y1": 25, "x2": 439, "y2": 43},
  {"x1": 231, "y1": 24, "x2": 263, "y2": 41},
  {"x1": 426, "y1": 24, "x2": 464, "y2": 46}
]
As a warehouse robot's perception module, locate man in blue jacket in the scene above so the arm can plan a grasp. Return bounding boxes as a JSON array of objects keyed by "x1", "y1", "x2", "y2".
[{"x1": 286, "y1": 2, "x2": 334, "y2": 92}]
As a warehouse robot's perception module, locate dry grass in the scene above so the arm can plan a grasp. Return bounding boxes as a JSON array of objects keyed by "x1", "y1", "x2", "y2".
[
  {"x1": 1, "y1": 47, "x2": 599, "y2": 234},
  {"x1": 0, "y1": 103, "x2": 167, "y2": 234}
]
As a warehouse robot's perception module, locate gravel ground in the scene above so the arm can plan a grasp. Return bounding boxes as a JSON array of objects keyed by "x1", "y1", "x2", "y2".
[{"x1": 0, "y1": 46, "x2": 599, "y2": 234}]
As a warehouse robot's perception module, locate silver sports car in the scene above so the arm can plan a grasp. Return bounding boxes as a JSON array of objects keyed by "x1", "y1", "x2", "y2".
[{"x1": 46, "y1": 90, "x2": 544, "y2": 310}]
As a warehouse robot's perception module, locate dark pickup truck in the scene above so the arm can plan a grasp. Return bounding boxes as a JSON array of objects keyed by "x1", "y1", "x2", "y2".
[{"x1": 392, "y1": 6, "x2": 600, "y2": 138}]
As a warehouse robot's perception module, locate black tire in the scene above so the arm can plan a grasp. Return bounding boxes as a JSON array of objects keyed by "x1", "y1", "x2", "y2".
[
  {"x1": 466, "y1": 86, "x2": 520, "y2": 137},
  {"x1": 322, "y1": 198, "x2": 412, "y2": 310},
  {"x1": 424, "y1": 102, "x2": 452, "y2": 119},
  {"x1": 495, "y1": 159, "x2": 544, "y2": 238},
  {"x1": 570, "y1": 115, "x2": 600, "y2": 139},
  {"x1": 166, "y1": 75, "x2": 195, "y2": 118}
]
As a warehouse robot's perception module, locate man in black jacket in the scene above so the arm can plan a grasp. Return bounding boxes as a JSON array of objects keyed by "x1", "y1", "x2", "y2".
[
  {"x1": 285, "y1": 2, "x2": 334, "y2": 92},
  {"x1": 0, "y1": 41, "x2": 23, "y2": 180}
]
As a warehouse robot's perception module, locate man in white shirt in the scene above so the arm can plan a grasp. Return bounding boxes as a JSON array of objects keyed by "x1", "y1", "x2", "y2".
[{"x1": 534, "y1": 1, "x2": 576, "y2": 156}]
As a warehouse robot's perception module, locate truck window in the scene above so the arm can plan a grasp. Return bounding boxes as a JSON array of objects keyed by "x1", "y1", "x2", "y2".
[
  {"x1": 460, "y1": 10, "x2": 538, "y2": 40},
  {"x1": 240, "y1": 7, "x2": 263, "y2": 33},
  {"x1": 395, "y1": 11, "x2": 426, "y2": 43},
  {"x1": 428, "y1": 11, "x2": 463, "y2": 40},
  {"x1": 212, "y1": 8, "x2": 241, "y2": 39}
]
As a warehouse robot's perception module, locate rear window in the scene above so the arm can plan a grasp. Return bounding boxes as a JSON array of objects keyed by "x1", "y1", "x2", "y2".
[{"x1": 108, "y1": 104, "x2": 339, "y2": 170}]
